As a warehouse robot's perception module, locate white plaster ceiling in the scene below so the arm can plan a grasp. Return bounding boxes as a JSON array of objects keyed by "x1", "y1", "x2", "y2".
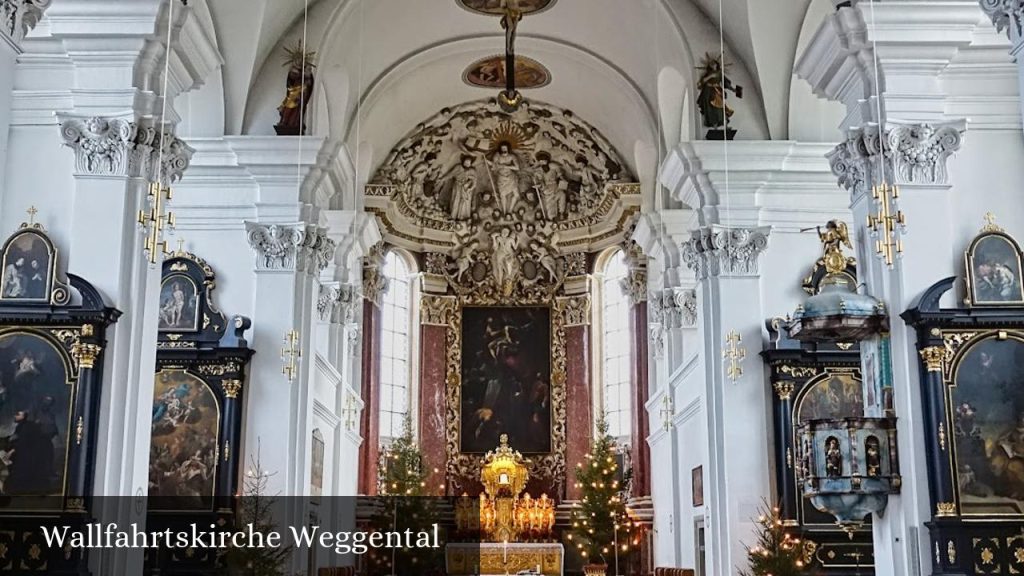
[{"x1": 198, "y1": 0, "x2": 824, "y2": 178}]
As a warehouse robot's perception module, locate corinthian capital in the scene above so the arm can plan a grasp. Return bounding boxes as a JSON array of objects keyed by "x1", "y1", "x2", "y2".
[
  {"x1": 245, "y1": 222, "x2": 336, "y2": 274},
  {"x1": 2, "y1": 0, "x2": 51, "y2": 44},
  {"x1": 681, "y1": 226, "x2": 771, "y2": 280},
  {"x1": 58, "y1": 116, "x2": 194, "y2": 185},
  {"x1": 979, "y1": 0, "x2": 1024, "y2": 39}
]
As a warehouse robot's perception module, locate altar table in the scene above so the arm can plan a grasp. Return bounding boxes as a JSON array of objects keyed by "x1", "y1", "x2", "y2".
[{"x1": 445, "y1": 542, "x2": 564, "y2": 576}]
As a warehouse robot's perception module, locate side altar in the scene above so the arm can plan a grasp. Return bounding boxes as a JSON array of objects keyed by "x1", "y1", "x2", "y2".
[{"x1": 448, "y1": 436, "x2": 564, "y2": 575}]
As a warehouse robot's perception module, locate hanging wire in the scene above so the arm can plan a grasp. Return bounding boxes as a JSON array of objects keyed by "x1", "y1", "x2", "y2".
[
  {"x1": 868, "y1": 0, "x2": 886, "y2": 185},
  {"x1": 296, "y1": 0, "x2": 310, "y2": 200},
  {"x1": 154, "y1": 0, "x2": 176, "y2": 189}
]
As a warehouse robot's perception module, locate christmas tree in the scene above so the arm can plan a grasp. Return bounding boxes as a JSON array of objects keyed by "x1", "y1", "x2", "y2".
[
  {"x1": 567, "y1": 414, "x2": 637, "y2": 571},
  {"x1": 740, "y1": 500, "x2": 815, "y2": 576},
  {"x1": 368, "y1": 416, "x2": 443, "y2": 576},
  {"x1": 225, "y1": 446, "x2": 294, "y2": 576}
]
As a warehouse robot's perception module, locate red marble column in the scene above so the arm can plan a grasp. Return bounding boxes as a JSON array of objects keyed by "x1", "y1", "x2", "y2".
[
  {"x1": 630, "y1": 302, "x2": 651, "y2": 497},
  {"x1": 358, "y1": 299, "x2": 382, "y2": 495},
  {"x1": 418, "y1": 322, "x2": 448, "y2": 494},
  {"x1": 564, "y1": 323, "x2": 592, "y2": 500}
]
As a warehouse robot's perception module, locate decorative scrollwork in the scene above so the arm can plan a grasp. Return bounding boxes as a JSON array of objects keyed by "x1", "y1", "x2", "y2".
[{"x1": 778, "y1": 365, "x2": 819, "y2": 379}]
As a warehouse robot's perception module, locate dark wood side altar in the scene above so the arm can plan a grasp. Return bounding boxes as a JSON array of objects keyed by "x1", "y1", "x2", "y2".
[
  {"x1": 902, "y1": 219, "x2": 1024, "y2": 575},
  {"x1": 0, "y1": 216, "x2": 120, "y2": 575},
  {"x1": 762, "y1": 322, "x2": 875, "y2": 573},
  {"x1": 144, "y1": 250, "x2": 253, "y2": 576}
]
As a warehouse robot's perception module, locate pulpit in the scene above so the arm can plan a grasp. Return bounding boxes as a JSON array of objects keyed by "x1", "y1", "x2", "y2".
[{"x1": 449, "y1": 435, "x2": 564, "y2": 575}]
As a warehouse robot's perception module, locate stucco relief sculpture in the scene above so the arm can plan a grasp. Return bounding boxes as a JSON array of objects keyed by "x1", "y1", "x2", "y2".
[{"x1": 367, "y1": 99, "x2": 638, "y2": 301}]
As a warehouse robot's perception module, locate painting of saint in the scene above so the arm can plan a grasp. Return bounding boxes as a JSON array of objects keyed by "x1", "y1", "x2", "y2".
[
  {"x1": 148, "y1": 370, "x2": 219, "y2": 509},
  {"x1": 460, "y1": 307, "x2": 551, "y2": 454},
  {"x1": 456, "y1": 0, "x2": 557, "y2": 16},
  {"x1": 968, "y1": 234, "x2": 1024, "y2": 305},
  {"x1": 951, "y1": 337, "x2": 1024, "y2": 514},
  {"x1": 463, "y1": 56, "x2": 552, "y2": 90},
  {"x1": 0, "y1": 332, "x2": 72, "y2": 503},
  {"x1": 158, "y1": 275, "x2": 199, "y2": 332},
  {"x1": 0, "y1": 231, "x2": 53, "y2": 302}
]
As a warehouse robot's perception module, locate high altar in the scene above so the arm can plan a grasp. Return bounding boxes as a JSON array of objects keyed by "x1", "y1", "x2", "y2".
[{"x1": 448, "y1": 435, "x2": 565, "y2": 575}]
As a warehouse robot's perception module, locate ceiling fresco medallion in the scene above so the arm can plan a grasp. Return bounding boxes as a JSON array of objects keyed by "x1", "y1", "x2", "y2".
[
  {"x1": 456, "y1": 0, "x2": 558, "y2": 16},
  {"x1": 463, "y1": 55, "x2": 552, "y2": 90}
]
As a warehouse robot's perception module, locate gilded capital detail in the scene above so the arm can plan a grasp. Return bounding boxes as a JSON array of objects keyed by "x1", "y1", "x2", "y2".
[
  {"x1": 221, "y1": 380, "x2": 243, "y2": 399},
  {"x1": 920, "y1": 346, "x2": 945, "y2": 373},
  {"x1": 71, "y1": 342, "x2": 102, "y2": 370},
  {"x1": 421, "y1": 295, "x2": 458, "y2": 326},
  {"x1": 58, "y1": 116, "x2": 194, "y2": 185},
  {"x1": 557, "y1": 295, "x2": 591, "y2": 327},
  {"x1": 681, "y1": 226, "x2": 771, "y2": 279}
]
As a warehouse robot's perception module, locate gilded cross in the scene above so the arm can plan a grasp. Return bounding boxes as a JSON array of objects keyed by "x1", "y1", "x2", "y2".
[
  {"x1": 138, "y1": 182, "x2": 175, "y2": 264},
  {"x1": 176, "y1": 238, "x2": 185, "y2": 254},
  {"x1": 985, "y1": 212, "x2": 997, "y2": 227},
  {"x1": 26, "y1": 205, "x2": 38, "y2": 225},
  {"x1": 281, "y1": 328, "x2": 302, "y2": 382},
  {"x1": 723, "y1": 330, "x2": 746, "y2": 382}
]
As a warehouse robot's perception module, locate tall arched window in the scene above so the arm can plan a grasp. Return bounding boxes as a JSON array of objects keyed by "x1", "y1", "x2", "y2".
[
  {"x1": 379, "y1": 250, "x2": 414, "y2": 441},
  {"x1": 598, "y1": 248, "x2": 633, "y2": 442}
]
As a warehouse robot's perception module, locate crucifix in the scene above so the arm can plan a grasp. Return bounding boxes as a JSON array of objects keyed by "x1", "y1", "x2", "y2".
[
  {"x1": 26, "y1": 205, "x2": 38, "y2": 226},
  {"x1": 498, "y1": 0, "x2": 524, "y2": 111}
]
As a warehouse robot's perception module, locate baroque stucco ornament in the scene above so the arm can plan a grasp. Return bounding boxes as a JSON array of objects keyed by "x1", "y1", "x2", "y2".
[
  {"x1": 318, "y1": 283, "x2": 359, "y2": 324},
  {"x1": 245, "y1": 222, "x2": 337, "y2": 274},
  {"x1": 58, "y1": 116, "x2": 194, "y2": 185},
  {"x1": 366, "y1": 99, "x2": 640, "y2": 302},
  {"x1": 979, "y1": 0, "x2": 1024, "y2": 39},
  {"x1": 682, "y1": 226, "x2": 771, "y2": 279},
  {"x1": 2, "y1": 0, "x2": 51, "y2": 44},
  {"x1": 827, "y1": 121, "x2": 965, "y2": 198}
]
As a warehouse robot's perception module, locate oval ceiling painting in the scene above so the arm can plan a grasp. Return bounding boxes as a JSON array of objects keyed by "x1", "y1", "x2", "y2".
[
  {"x1": 464, "y1": 55, "x2": 552, "y2": 90},
  {"x1": 456, "y1": 0, "x2": 557, "y2": 16}
]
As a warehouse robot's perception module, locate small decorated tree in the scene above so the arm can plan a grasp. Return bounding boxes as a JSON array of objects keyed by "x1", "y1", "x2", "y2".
[
  {"x1": 741, "y1": 500, "x2": 815, "y2": 576},
  {"x1": 225, "y1": 447, "x2": 294, "y2": 576},
  {"x1": 368, "y1": 416, "x2": 443, "y2": 576},
  {"x1": 567, "y1": 415, "x2": 638, "y2": 573}
]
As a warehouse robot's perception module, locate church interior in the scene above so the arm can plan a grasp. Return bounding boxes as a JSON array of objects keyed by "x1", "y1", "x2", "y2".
[{"x1": 0, "y1": 0, "x2": 1023, "y2": 575}]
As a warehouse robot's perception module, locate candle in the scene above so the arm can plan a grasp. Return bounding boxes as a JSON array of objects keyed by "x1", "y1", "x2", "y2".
[{"x1": 503, "y1": 539, "x2": 508, "y2": 563}]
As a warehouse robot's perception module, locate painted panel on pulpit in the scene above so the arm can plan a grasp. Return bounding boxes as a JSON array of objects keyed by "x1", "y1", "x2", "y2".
[
  {"x1": 796, "y1": 372, "x2": 864, "y2": 423},
  {"x1": 460, "y1": 307, "x2": 551, "y2": 454},
  {"x1": 951, "y1": 336, "x2": 1024, "y2": 516},
  {"x1": 0, "y1": 331, "x2": 72, "y2": 500},
  {"x1": 158, "y1": 274, "x2": 200, "y2": 332},
  {"x1": 149, "y1": 370, "x2": 219, "y2": 509}
]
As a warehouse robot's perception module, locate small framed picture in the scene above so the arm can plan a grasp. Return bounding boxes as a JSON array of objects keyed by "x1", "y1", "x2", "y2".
[
  {"x1": 965, "y1": 223, "x2": 1024, "y2": 307},
  {"x1": 692, "y1": 465, "x2": 704, "y2": 507}
]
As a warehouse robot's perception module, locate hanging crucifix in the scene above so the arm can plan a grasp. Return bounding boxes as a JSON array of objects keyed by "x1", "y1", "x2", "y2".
[{"x1": 498, "y1": 1, "x2": 524, "y2": 112}]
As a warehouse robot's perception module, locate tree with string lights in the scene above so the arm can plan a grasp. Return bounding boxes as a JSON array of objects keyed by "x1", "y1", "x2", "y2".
[
  {"x1": 566, "y1": 414, "x2": 638, "y2": 575},
  {"x1": 740, "y1": 500, "x2": 816, "y2": 576},
  {"x1": 224, "y1": 447, "x2": 295, "y2": 576}
]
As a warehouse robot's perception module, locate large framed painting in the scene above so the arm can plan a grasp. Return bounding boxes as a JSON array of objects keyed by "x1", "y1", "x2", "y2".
[
  {"x1": 459, "y1": 306, "x2": 552, "y2": 454},
  {"x1": 0, "y1": 330, "x2": 74, "y2": 501},
  {"x1": 148, "y1": 369, "x2": 220, "y2": 510},
  {"x1": 965, "y1": 225, "x2": 1024, "y2": 307},
  {"x1": 158, "y1": 273, "x2": 200, "y2": 332}
]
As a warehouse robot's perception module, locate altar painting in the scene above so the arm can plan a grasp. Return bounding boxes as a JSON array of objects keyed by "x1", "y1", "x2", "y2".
[
  {"x1": 158, "y1": 274, "x2": 200, "y2": 332},
  {"x1": 148, "y1": 370, "x2": 219, "y2": 508},
  {"x1": 0, "y1": 229, "x2": 53, "y2": 302},
  {"x1": 460, "y1": 307, "x2": 551, "y2": 454},
  {"x1": 952, "y1": 336, "x2": 1024, "y2": 515},
  {"x1": 966, "y1": 232, "x2": 1024, "y2": 306},
  {"x1": 0, "y1": 332, "x2": 71, "y2": 500}
]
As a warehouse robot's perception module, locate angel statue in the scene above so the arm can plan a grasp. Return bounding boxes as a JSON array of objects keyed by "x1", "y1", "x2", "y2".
[
  {"x1": 696, "y1": 53, "x2": 743, "y2": 140},
  {"x1": 817, "y1": 220, "x2": 854, "y2": 276},
  {"x1": 276, "y1": 42, "x2": 317, "y2": 136}
]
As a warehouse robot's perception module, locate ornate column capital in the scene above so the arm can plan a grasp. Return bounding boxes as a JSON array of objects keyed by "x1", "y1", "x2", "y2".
[
  {"x1": 979, "y1": 0, "x2": 1024, "y2": 42},
  {"x1": 827, "y1": 121, "x2": 966, "y2": 198},
  {"x1": 244, "y1": 222, "x2": 336, "y2": 274},
  {"x1": 556, "y1": 295, "x2": 592, "y2": 327},
  {"x1": 318, "y1": 282, "x2": 359, "y2": 324},
  {"x1": 2, "y1": 0, "x2": 51, "y2": 45},
  {"x1": 58, "y1": 116, "x2": 194, "y2": 185},
  {"x1": 681, "y1": 225, "x2": 771, "y2": 280},
  {"x1": 421, "y1": 295, "x2": 458, "y2": 327},
  {"x1": 361, "y1": 242, "x2": 389, "y2": 307}
]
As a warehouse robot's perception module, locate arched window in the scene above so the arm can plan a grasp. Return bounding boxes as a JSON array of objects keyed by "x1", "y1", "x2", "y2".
[
  {"x1": 598, "y1": 248, "x2": 633, "y2": 442},
  {"x1": 379, "y1": 250, "x2": 414, "y2": 441}
]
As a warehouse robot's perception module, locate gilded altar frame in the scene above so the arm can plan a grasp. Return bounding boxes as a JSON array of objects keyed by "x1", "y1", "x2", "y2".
[{"x1": 441, "y1": 294, "x2": 568, "y2": 495}]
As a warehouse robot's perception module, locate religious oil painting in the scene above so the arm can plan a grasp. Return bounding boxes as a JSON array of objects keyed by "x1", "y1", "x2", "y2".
[
  {"x1": 967, "y1": 232, "x2": 1024, "y2": 306},
  {"x1": 456, "y1": 0, "x2": 557, "y2": 16},
  {"x1": 149, "y1": 370, "x2": 219, "y2": 509},
  {"x1": 463, "y1": 55, "x2": 551, "y2": 90},
  {"x1": 311, "y1": 428, "x2": 325, "y2": 498},
  {"x1": 796, "y1": 372, "x2": 864, "y2": 424},
  {"x1": 460, "y1": 307, "x2": 551, "y2": 454},
  {"x1": 0, "y1": 331, "x2": 72, "y2": 502},
  {"x1": 158, "y1": 274, "x2": 200, "y2": 332},
  {"x1": 952, "y1": 336, "x2": 1024, "y2": 515},
  {"x1": 0, "y1": 230, "x2": 54, "y2": 302}
]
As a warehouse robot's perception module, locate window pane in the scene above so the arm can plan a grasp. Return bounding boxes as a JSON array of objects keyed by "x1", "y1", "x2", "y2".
[
  {"x1": 600, "y1": 249, "x2": 633, "y2": 443},
  {"x1": 379, "y1": 251, "x2": 413, "y2": 440}
]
